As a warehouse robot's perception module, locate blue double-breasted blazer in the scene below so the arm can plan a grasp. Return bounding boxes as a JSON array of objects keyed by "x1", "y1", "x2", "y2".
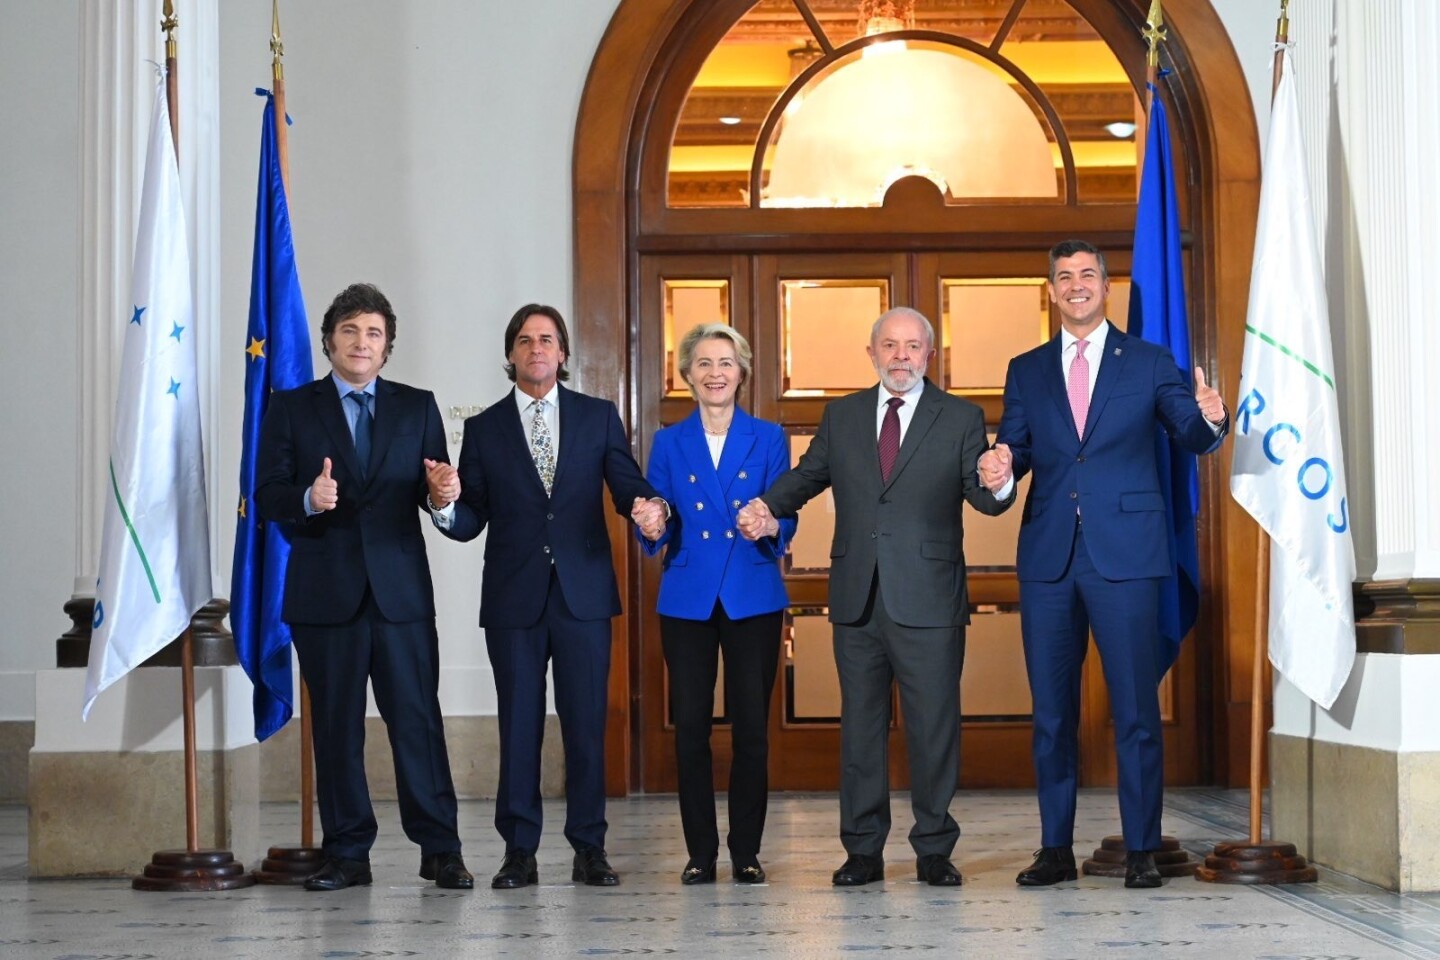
[
  {"x1": 996, "y1": 324, "x2": 1227, "y2": 583},
  {"x1": 640, "y1": 407, "x2": 795, "y2": 621}
]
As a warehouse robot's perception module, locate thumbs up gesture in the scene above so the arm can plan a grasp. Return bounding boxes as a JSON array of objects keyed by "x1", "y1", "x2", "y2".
[
  {"x1": 309, "y1": 457, "x2": 339, "y2": 512},
  {"x1": 1194, "y1": 367, "x2": 1224, "y2": 424}
]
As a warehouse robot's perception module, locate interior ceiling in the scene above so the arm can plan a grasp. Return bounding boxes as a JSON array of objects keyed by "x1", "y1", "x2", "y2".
[{"x1": 718, "y1": 0, "x2": 1104, "y2": 45}]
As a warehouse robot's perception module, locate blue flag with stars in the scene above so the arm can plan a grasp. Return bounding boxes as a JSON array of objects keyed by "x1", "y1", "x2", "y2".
[
  {"x1": 231, "y1": 91, "x2": 313, "y2": 741},
  {"x1": 1128, "y1": 82, "x2": 1201, "y2": 677},
  {"x1": 85, "y1": 78, "x2": 213, "y2": 718}
]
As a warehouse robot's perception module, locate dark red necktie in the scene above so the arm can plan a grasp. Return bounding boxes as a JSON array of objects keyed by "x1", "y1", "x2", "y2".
[{"x1": 878, "y1": 396, "x2": 903, "y2": 483}]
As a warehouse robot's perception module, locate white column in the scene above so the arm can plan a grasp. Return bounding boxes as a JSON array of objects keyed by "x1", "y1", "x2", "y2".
[{"x1": 75, "y1": 0, "x2": 222, "y2": 603}]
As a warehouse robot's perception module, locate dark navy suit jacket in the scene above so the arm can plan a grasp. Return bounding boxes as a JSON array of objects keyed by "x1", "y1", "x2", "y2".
[
  {"x1": 443, "y1": 385, "x2": 657, "y2": 628},
  {"x1": 254, "y1": 375, "x2": 448, "y2": 625},
  {"x1": 996, "y1": 324, "x2": 1227, "y2": 582},
  {"x1": 640, "y1": 407, "x2": 795, "y2": 621}
]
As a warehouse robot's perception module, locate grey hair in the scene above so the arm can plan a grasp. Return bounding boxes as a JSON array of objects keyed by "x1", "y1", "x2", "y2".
[{"x1": 869, "y1": 307, "x2": 935, "y2": 350}]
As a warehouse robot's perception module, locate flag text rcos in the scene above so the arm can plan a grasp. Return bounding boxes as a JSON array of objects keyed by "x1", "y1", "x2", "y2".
[{"x1": 1237, "y1": 387, "x2": 1348, "y2": 535}]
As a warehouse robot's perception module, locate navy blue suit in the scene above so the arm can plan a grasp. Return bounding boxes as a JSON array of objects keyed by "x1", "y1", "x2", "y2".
[
  {"x1": 442, "y1": 384, "x2": 656, "y2": 854},
  {"x1": 996, "y1": 324, "x2": 1226, "y2": 851},
  {"x1": 255, "y1": 375, "x2": 461, "y2": 863},
  {"x1": 640, "y1": 407, "x2": 794, "y2": 863}
]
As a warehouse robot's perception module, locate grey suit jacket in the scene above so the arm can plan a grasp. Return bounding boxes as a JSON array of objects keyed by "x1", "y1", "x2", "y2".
[{"x1": 763, "y1": 380, "x2": 1011, "y2": 629}]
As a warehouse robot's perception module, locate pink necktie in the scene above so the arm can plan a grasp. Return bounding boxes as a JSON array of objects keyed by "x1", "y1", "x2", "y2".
[{"x1": 1067, "y1": 340, "x2": 1090, "y2": 437}]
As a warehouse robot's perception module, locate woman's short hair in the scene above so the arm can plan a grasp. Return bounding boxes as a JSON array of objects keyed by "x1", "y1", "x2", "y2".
[{"x1": 676, "y1": 323, "x2": 752, "y2": 397}]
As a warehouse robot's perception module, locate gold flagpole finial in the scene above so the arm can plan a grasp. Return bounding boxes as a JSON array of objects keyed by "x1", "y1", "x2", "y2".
[
  {"x1": 1143, "y1": 0, "x2": 1167, "y2": 69},
  {"x1": 1277, "y1": 0, "x2": 1290, "y2": 43},
  {"x1": 271, "y1": 0, "x2": 285, "y2": 83},
  {"x1": 162, "y1": 0, "x2": 178, "y2": 61}
]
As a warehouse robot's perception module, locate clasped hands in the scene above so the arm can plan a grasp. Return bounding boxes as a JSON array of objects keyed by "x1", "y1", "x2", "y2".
[
  {"x1": 736, "y1": 498, "x2": 779, "y2": 541},
  {"x1": 631, "y1": 498, "x2": 667, "y2": 540},
  {"x1": 424, "y1": 458, "x2": 461, "y2": 508}
]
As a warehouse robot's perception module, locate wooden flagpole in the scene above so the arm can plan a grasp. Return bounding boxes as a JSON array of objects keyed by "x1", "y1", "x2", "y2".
[
  {"x1": 1078, "y1": 1, "x2": 1202, "y2": 881},
  {"x1": 1195, "y1": 0, "x2": 1317, "y2": 886},
  {"x1": 252, "y1": 0, "x2": 324, "y2": 885},
  {"x1": 134, "y1": 2, "x2": 254, "y2": 890}
]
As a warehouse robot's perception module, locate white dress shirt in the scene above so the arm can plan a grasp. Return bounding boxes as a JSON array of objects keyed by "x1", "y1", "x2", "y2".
[
  {"x1": 875, "y1": 377, "x2": 926, "y2": 442},
  {"x1": 431, "y1": 384, "x2": 560, "y2": 528}
]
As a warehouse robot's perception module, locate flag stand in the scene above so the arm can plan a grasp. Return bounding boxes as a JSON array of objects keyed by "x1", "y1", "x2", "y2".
[
  {"x1": 249, "y1": 2, "x2": 323, "y2": 885},
  {"x1": 128, "y1": 4, "x2": 253, "y2": 893},
  {"x1": 133, "y1": 631, "x2": 255, "y2": 891},
  {"x1": 1195, "y1": 0, "x2": 1316, "y2": 886},
  {"x1": 1081, "y1": 0, "x2": 1202, "y2": 883}
]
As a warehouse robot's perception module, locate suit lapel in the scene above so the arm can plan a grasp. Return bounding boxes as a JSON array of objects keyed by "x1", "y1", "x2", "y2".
[
  {"x1": 501, "y1": 387, "x2": 549, "y2": 498},
  {"x1": 882, "y1": 380, "x2": 939, "y2": 493},
  {"x1": 313, "y1": 377, "x2": 364, "y2": 482},
  {"x1": 678, "y1": 413, "x2": 725, "y2": 509},
  {"x1": 1081, "y1": 325, "x2": 1130, "y2": 446},
  {"x1": 714, "y1": 407, "x2": 757, "y2": 497},
  {"x1": 364, "y1": 378, "x2": 400, "y2": 485},
  {"x1": 1041, "y1": 336, "x2": 1075, "y2": 436}
]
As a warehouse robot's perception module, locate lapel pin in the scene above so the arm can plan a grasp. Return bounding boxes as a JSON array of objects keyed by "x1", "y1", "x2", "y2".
[{"x1": 1114, "y1": 347, "x2": 1122, "y2": 356}]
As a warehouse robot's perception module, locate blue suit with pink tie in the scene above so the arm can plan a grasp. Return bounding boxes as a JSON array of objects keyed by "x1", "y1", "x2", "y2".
[{"x1": 996, "y1": 322, "x2": 1226, "y2": 852}]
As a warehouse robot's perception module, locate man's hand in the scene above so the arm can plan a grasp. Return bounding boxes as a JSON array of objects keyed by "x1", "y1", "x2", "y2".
[
  {"x1": 978, "y1": 443, "x2": 1013, "y2": 494},
  {"x1": 631, "y1": 497, "x2": 666, "y2": 541},
  {"x1": 424, "y1": 458, "x2": 460, "y2": 508},
  {"x1": 737, "y1": 497, "x2": 778, "y2": 541},
  {"x1": 1195, "y1": 367, "x2": 1225, "y2": 424},
  {"x1": 309, "y1": 457, "x2": 338, "y2": 512}
]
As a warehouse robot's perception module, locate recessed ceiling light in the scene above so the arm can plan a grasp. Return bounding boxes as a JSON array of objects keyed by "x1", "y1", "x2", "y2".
[
  {"x1": 1105, "y1": 121, "x2": 1137, "y2": 139},
  {"x1": 718, "y1": 116, "x2": 742, "y2": 126}
]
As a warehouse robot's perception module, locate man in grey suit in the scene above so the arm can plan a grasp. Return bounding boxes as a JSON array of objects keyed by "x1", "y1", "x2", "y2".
[{"x1": 739, "y1": 307, "x2": 1012, "y2": 886}]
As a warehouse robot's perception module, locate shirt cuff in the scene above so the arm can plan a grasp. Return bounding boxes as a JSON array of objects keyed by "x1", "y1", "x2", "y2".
[
  {"x1": 429, "y1": 499, "x2": 455, "y2": 530},
  {"x1": 303, "y1": 486, "x2": 319, "y2": 517}
]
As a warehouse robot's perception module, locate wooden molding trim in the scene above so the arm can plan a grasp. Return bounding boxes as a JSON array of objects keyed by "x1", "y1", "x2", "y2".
[{"x1": 1355, "y1": 579, "x2": 1440, "y2": 654}]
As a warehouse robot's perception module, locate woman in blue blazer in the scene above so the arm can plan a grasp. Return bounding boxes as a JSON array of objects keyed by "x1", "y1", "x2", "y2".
[{"x1": 638, "y1": 323, "x2": 795, "y2": 885}]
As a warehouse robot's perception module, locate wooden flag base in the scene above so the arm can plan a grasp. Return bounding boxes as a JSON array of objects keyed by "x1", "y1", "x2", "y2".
[
  {"x1": 1081, "y1": 835, "x2": 1199, "y2": 879},
  {"x1": 253, "y1": 844, "x2": 324, "y2": 884},
  {"x1": 1194, "y1": 840, "x2": 1318, "y2": 884},
  {"x1": 132, "y1": 849, "x2": 257, "y2": 891}
]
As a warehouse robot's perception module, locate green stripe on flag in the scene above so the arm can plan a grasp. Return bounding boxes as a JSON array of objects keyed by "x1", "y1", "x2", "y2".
[
  {"x1": 1244, "y1": 324, "x2": 1336, "y2": 390},
  {"x1": 109, "y1": 459, "x2": 162, "y2": 603}
]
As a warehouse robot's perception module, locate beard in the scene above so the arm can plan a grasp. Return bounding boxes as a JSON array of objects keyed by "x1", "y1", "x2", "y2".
[{"x1": 878, "y1": 364, "x2": 920, "y2": 393}]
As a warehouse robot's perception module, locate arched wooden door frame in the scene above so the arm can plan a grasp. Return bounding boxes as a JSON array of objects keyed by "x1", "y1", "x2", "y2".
[{"x1": 574, "y1": 0, "x2": 1264, "y2": 795}]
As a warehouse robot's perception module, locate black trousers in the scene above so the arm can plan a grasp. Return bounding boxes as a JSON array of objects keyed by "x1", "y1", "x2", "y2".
[
  {"x1": 291, "y1": 590, "x2": 461, "y2": 863},
  {"x1": 660, "y1": 604, "x2": 782, "y2": 864}
]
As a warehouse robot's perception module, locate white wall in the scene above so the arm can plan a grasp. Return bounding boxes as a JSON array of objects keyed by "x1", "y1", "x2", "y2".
[{"x1": 0, "y1": 0, "x2": 1287, "y2": 725}]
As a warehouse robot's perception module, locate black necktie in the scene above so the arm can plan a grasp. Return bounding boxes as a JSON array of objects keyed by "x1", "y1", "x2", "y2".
[
  {"x1": 347, "y1": 391, "x2": 372, "y2": 479},
  {"x1": 878, "y1": 396, "x2": 903, "y2": 483}
]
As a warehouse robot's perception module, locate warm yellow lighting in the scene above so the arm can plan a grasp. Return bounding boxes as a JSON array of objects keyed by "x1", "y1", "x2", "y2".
[{"x1": 763, "y1": 48, "x2": 1057, "y2": 207}]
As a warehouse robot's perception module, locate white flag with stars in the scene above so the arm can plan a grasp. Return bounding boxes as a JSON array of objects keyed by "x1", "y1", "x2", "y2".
[{"x1": 84, "y1": 78, "x2": 213, "y2": 718}]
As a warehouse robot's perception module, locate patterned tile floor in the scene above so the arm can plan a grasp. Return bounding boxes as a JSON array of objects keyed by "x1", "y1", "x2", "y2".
[{"x1": 4, "y1": 789, "x2": 1440, "y2": 958}]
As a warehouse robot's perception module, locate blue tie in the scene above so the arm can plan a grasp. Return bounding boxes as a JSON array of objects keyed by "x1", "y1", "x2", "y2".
[{"x1": 347, "y1": 391, "x2": 372, "y2": 479}]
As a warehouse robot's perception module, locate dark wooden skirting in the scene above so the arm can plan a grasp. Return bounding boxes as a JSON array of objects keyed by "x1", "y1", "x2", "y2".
[{"x1": 1354, "y1": 579, "x2": 1440, "y2": 654}]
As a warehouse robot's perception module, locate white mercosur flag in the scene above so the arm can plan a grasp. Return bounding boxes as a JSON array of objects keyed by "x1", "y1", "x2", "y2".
[
  {"x1": 1230, "y1": 51, "x2": 1356, "y2": 710},
  {"x1": 84, "y1": 79, "x2": 213, "y2": 718}
]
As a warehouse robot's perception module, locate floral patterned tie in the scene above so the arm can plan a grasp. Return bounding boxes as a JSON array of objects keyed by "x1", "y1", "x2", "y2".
[{"x1": 530, "y1": 398, "x2": 555, "y2": 495}]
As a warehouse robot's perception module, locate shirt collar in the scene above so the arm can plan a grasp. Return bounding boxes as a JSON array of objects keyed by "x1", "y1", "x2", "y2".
[
  {"x1": 515, "y1": 382, "x2": 560, "y2": 414},
  {"x1": 1061, "y1": 319, "x2": 1111, "y2": 354},
  {"x1": 877, "y1": 376, "x2": 926, "y2": 411},
  {"x1": 331, "y1": 372, "x2": 376, "y2": 397}
]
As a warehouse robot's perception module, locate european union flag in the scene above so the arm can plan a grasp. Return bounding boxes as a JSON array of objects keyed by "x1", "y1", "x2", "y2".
[
  {"x1": 1128, "y1": 82, "x2": 1200, "y2": 677},
  {"x1": 232, "y1": 91, "x2": 312, "y2": 741}
]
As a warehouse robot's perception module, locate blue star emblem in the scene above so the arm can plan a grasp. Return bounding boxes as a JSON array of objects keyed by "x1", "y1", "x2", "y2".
[
  {"x1": 131, "y1": 306, "x2": 145, "y2": 325},
  {"x1": 169, "y1": 322, "x2": 185, "y2": 342},
  {"x1": 166, "y1": 378, "x2": 181, "y2": 398}
]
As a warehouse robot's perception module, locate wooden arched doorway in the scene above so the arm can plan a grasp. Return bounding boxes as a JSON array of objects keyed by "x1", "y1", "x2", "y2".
[{"x1": 575, "y1": 0, "x2": 1263, "y2": 796}]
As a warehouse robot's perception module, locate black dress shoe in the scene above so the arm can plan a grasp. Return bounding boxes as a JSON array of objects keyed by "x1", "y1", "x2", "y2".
[
  {"x1": 491, "y1": 850, "x2": 538, "y2": 889},
  {"x1": 573, "y1": 847, "x2": 620, "y2": 886},
  {"x1": 1016, "y1": 846, "x2": 1078, "y2": 886},
  {"x1": 303, "y1": 857, "x2": 372, "y2": 891},
  {"x1": 831, "y1": 854, "x2": 884, "y2": 886},
  {"x1": 1124, "y1": 850, "x2": 1162, "y2": 888},
  {"x1": 419, "y1": 851, "x2": 474, "y2": 890},
  {"x1": 916, "y1": 854, "x2": 963, "y2": 887},
  {"x1": 732, "y1": 861, "x2": 766, "y2": 884},
  {"x1": 680, "y1": 857, "x2": 716, "y2": 885}
]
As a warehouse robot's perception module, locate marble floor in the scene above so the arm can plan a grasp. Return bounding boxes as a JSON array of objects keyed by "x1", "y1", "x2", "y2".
[{"x1": 4, "y1": 788, "x2": 1440, "y2": 958}]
